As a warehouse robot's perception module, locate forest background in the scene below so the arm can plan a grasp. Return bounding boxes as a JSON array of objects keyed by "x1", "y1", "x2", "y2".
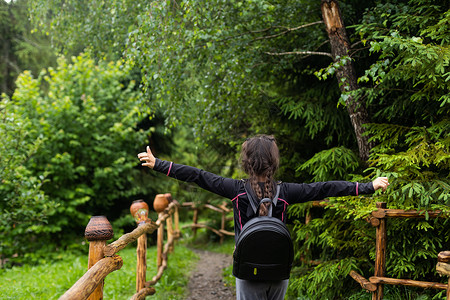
[{"x1": 0, "y1": 0, "x2": 449, "y2": 299}]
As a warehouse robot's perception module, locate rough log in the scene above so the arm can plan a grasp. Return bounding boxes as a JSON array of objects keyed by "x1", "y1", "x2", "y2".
[
  {"x1": 372, "y1": 209, "x2": 445, "y2": 219},
  {"x1": 145, "y1": 235, "x2": 175, "y2": 287},
  {"x1": 219, "y1": 229, "x2": 235, "y2": 236},
  {"x1": 103, "y1": 221, "x2": 157, "y2": 257},
  {"x1": 136, "y1": 234, "x2": 147, "y2": 292},
  {"x1": 369, "y1": 217, "x2": 380, "y2": 227},
  {"x1": 193, "y1": 208, "x2": 199, "y2": 237},
  {"x1": 157, "y1": 213, "x2": 164, "y2": 268},
  {"x1": 183, "y1": 223, "x2": 224, "y2": 237},
  {"x1": 220, "y1": 212, "x2": 226, "y2": 244},
  {"x1": 130, "y1": 287, "x2": 156, "y2": 300},
  {"x1": 59, "y1": 255, "x2": 123, "y2": 300},
  {"x1": 174, "y1": 205, "x2": 180, "y2": 234},
  {"x1": 167, "y1": 214, "x2": 174, "y2": 253},
  {"x1": 87, "y1": 241, "x2": 106, "y2": 300},
  {"x1": 369, "y1": 276, "x2": 447, "y2": 290},
  {"x1": 373, "y1": 202, "x2": 387, "y2": 300},
  {"x1": 218, "y1": 203, "x2": 232, "y2": 213},
  {"x1": 349, "y1": 270, "x2": 377, "y2": 292},
  {"x1": 204, "y1": 204, "x2": 225, "y2": 213}
]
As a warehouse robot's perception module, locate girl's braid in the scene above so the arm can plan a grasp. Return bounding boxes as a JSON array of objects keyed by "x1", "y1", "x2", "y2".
[
  {"x1": 250, "y1": 174, "x2": 263, "y2": 200},
  {"x1": 259, "y1": 170, "x2": 274, "y2": 216}
]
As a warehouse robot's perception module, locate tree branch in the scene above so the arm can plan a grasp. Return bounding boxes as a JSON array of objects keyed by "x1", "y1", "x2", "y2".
[
  {"x1": 265, "y1": 50, "x2": 333, "y2": 58},
  {"x1": 196, "y1": 21, "x2": 323, "y2": 49},
  {"x1": 252, "y1": 20, "x2": 324, "y2": 42}
]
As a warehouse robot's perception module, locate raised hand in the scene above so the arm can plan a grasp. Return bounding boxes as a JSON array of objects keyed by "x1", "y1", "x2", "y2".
[
  {"x1": 137, "y1": 146, "x2": 156, "y2": 169},
  {"x1": 372, "y1": 177, "x2": 389, "y2": 192}
]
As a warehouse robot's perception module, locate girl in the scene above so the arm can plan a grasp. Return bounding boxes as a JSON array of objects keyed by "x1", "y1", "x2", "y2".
[{"x1": 138, "y1": 135, "x2": 389, "y2": 300}]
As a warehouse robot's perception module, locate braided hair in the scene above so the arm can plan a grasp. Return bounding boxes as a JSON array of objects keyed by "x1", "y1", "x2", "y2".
[{"x1": 240, "y1": 135, "x2": 280, "y2": 216}]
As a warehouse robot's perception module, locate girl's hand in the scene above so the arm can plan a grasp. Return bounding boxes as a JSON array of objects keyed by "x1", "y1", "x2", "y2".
[
  {"x1": 372, "y1": 177, "x2": 389, "y2": 192},
  {"x1": 137, "y1": 146, "x2": 156, "y2": 169}
]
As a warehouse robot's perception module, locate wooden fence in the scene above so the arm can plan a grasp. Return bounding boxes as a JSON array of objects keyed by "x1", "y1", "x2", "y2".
[
  {"x1": 58, "y1": 195, "x2": 450, "y2": 300},
  {"x1": 343, "y1": 202, "x2": 449, "y2": 300},
  {"x1": 59, "y1": 194, "x2": 180, "y2": 300},
  {"x1": 181, "y1": 201, "x2": 234, "y2": 243}
]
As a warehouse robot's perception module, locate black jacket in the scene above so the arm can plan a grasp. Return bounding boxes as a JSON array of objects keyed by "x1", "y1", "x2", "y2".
[{"x1": 153, "y1": 158, "x2": 375, "y2": 240}]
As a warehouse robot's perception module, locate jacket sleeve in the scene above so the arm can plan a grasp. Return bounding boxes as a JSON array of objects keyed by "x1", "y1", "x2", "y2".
[
  {"x1": 153, "y1": 158, "x2": 240, "y2": 199},
  {"x1": 285, "y1": 181, "x2": 375, "y2": 204}
]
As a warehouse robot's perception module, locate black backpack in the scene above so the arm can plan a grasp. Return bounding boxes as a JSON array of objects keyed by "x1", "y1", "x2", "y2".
[{"x1": 232, "y1": 183, "x2": 294, "y2": 281}]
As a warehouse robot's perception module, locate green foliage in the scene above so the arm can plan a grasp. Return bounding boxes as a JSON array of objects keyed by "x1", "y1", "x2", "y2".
[
  {"x1": 0, "y1": 0, "x2": 56, "y2": 95},
  {"x1": 297, "y1": 146, "x2": 360, "y2": 182},
  {"x1": 1, "y1": 53, "x2": 156, "y2": 263},
  {"x1": 0, "y1": 245, "x2": 198, "y2": 299},
  {"x1": 355, "y1": 0, "x2": 449, "y2": 122},
  {"x1": 286, "y1": 1, "x2": 449, "y2": 298},
  {"x1": 22, "y1": 0, "x2": 450, "y2": 299},
  {"x1": 367, "y1": 122, "x2": 449, "y2": 209},
  {"x1": 28, "y1": 0, "x2": 141, "y2": 59},
  {"x1": 0, "y1": 95, "x2": 58, "y2": 264}
]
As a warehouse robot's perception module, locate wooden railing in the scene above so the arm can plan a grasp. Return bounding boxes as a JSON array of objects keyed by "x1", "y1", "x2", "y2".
[
  {"x1": 181, "y1": 201, "x2": 234, "y2": 243},
  {"x1": 58, "y1": 195, "x2": 449, "y2": 300},
  {"x1": 59, "y1": 194, "x2": 180, "y2": 300},
  {"x1": 345, "y1": 202, "x2": 450, "y2": 300}
]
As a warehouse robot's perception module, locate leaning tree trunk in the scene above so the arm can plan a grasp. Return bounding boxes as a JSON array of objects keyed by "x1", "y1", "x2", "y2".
[{"x1": 321, "y1": 0, "x2": 372, "y2": 161}]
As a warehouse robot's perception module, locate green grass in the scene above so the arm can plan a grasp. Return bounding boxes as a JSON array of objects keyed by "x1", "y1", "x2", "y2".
[{"x1": 0, "y1": 243, "x2": 198, "y2": 300}]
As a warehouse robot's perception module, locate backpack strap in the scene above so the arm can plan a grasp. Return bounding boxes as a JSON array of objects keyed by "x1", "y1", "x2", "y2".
[
  {"x1": 267, "y1": 185, "x2": 280, "y2": 217},
  {"x1": 244, "y1": 182, "x2": 280, "y2": 217}
]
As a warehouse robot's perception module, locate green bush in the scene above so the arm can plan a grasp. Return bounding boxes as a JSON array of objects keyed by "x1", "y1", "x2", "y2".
[
  {"x1": 0, "y1": 53, "x2": 155, "y2": 264},
  {"x1": 0, "y1": 96, "x2": 56, "y2": 264}
]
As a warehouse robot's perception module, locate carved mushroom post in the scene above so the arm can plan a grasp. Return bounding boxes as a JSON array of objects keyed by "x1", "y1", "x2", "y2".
[
  {"x1": 154, "y1": 194, "x2": 170, "y2": 267},
  {"x1": 84, "y1": 216, "x2": 114, "y2": 300},
  {"x1": 130, "y1": 200, "x2": 150, "y2": 293}
]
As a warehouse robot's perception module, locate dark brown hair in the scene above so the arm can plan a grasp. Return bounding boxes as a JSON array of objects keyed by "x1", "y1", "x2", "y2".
[{"x1": 240, "y1": 135, "x2": 280, "y2": 216}]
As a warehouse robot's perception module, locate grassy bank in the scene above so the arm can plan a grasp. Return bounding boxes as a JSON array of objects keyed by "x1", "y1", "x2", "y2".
[{"x1": 0, "y1": 244, "x2": 198, "y2": 299}]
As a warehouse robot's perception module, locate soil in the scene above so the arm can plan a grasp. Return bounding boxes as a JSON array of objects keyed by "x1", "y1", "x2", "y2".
[{"x1": 185, "y1": 249, "x2": 235, "y2": 300}]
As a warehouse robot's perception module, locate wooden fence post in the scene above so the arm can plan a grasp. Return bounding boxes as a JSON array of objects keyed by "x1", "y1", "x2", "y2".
[
  {"x1": 84, "y1": 216, "x2": 114, "y2": 300},
  {"x1": 130, "y1": 200, "x2": 150, "y2": 293},
  {"x1": 437, "y1": 251, "x2": 450, "y2": 300},
  {"x1": 193, "y1": 207, "x2": 199, "y2": 238},
  {"x1": 373, "y1": 202, "x2": 387, "y2": 300},
  {"x1": 157, "y1": 214, "x2": 164, "y2": 268},
  {"x1": 174, "y1": 204, "x2": 180, "y2": 237},
  {"x1": 220, "y1": 210, "x2": 226, "y2": 244},
  {"x1": 136, "y1": 234, "x2": 147, "y2": 292},
  {"x1": 154, "y1": 194, "x2": 170, "y2": 268},
  {"x1": 167, "y1": 214, "x2": 174, "y2": 252}
]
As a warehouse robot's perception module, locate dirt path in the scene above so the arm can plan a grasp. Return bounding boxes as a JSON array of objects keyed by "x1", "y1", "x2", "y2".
[{"x1": 185, "y1": 249, "x2": 235, "y2": 300}]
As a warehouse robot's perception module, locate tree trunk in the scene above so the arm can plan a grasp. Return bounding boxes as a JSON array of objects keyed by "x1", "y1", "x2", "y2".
[{"x1": 321, "y1": 0, "x2": 372, "y2": 161}]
